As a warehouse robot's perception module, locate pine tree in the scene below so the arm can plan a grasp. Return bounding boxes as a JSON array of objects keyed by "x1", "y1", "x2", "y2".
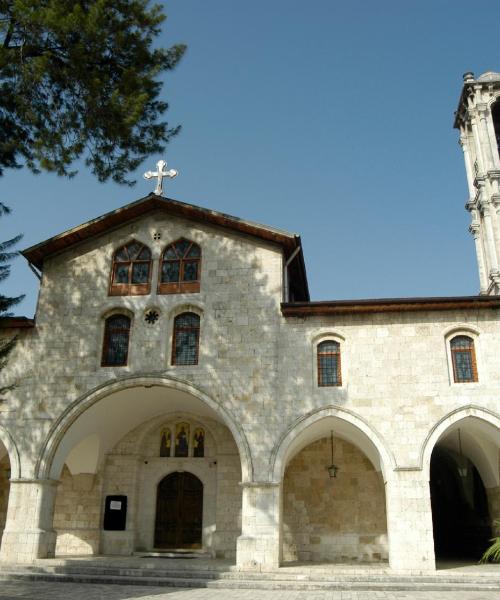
[
  {"x1": 0, "y1": 203, "x2": 23, "y2": 396},
  {"x1": 0, "y1": 1, "x2": 186, "y2": 184}
]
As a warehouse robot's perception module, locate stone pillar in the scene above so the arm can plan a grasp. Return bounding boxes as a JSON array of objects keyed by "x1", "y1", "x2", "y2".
[
  {"x1": 470, "y1": 221, "x2": 489, "y2": 292},
  {"x1": 385, "y1": 471, "x2": 435, "y2": 573},
  {"x1": 0, "y1": 479, "x2": 58, "y2": 563},
  {"x1": 236, "y1": 482, "x2": 280, "y2": 571}
]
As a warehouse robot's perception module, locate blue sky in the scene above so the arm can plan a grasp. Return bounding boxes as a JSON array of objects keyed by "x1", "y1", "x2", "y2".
[{"x1": 3, "y1": 0, "x2": 499, "y2": 316}]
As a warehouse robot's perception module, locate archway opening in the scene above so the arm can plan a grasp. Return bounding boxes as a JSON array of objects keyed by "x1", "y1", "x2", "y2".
[
  {"x1": 429, "y1": 417, "x2": 499, "y2": 563},
  {"x1": 0, "y1": 441, "x2": 10, "y2": 549},
  {"x1": 279, "y1": 416, "x2": 388, "y2": 564},
  {"x1": 492, "y1": 101, "x2": 500, "y2": 159},
  {"x1": 155, "y1": 472, "x2": 203, "y2": 549},
  {"x1": 45, "y1": 382, "x2": 245, "y2": 559}
]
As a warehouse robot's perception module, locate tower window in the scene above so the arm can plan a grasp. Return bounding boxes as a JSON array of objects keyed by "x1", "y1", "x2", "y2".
[
  {"x1": 159, "y1": 239, "x2": 201, "y2": 294},
  {"x1": 450, "y1": 335, "x2": 478, "y2": 383},
  {"x1": 172, "y1": 312, "x2": 200, "y2": 365},
  {"x1": 317, "y1": 340, "x2": 341, "y2": 386},
  {"x1": 109, "y1": 240, "x2": 152, "y2": 296},
  {"x1": 102, "y1": 315, "x2": 131, "y2": 366},
  {"x1": 492, "y1": 101, "x2": 500, "y2": 160}
]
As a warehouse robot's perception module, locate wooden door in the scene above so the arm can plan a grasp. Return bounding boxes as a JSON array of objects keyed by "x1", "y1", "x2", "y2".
[{"x1": 154, "y1": 472, "x2": 203, "y2": 549}]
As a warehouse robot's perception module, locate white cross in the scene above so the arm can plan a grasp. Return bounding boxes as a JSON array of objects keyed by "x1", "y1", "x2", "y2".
[{"x1": 143, "y1": 159, "x2": 178, "y2": 195}]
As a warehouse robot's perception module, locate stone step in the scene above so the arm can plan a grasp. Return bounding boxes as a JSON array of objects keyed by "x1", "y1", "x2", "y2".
[{"x1": 0, "y1": 568, "x2": 499, "y2": 591}]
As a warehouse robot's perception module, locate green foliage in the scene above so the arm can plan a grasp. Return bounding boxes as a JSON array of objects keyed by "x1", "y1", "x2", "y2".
[
  {"x1": 0, "y1": 1, "x2": 186, "y2": 184},
  {"x1": 480, "y1": 519, "x2": 500, "y2": 563},
  {"x1": 0, "y1": 203, "x2": 23, "y2": 397}
]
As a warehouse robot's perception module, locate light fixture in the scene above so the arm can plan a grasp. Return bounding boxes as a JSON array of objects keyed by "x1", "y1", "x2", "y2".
[
  {"x1": 327, "y1": 430, "x2": 339, "y2": 479},
  {"x1": 457, "y1": 428, "x2": 468, "y2": 478}
]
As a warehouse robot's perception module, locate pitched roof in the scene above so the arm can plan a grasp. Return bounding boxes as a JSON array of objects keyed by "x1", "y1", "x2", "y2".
[{"x1": 21, "y1": 193, "x2": 310, "y2": 301}]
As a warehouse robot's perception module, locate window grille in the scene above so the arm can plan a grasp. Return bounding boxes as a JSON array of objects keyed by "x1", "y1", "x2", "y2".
[
  {"x1": 172, "y1": 313, "x2": 200, "y2": 365},
  {"x1": 317, "y1": 340, "x2": 341, "y2": 386},
  {"x1": 102, "y1": 315, "x2": 131, "y2": 366},
  {"x1": 159, "y1": 239, "x2": 201, "y2": 294},
  {"x1": 450, "y1": 335, "x2": 478, "y2": 383},
  {"x1": 109, "y1": 240, "x2": 152, "y2": 296}
]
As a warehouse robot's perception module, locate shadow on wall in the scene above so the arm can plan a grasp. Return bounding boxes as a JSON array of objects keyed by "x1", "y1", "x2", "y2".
[
  {"x1": 282, "y1": 436, "x2": 388, "y2": 564},
  {"x1": 1, "y1": 209, "x2": 288, "y2": 557}
]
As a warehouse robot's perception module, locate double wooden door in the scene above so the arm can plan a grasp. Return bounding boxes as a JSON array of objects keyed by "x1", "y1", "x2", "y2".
[{"x1": 154, "y1": 472, "x2": 203, "y2": 549}]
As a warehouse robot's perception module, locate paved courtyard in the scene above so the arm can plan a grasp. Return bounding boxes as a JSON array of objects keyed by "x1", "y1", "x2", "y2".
[{"x1": 0, "y1": 582, "x2": 498, "y2": 600}]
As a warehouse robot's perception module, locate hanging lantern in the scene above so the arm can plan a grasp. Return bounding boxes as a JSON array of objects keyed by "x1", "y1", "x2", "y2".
[
  {"x1": 327, "y1": 430, "x2": 339, "y2": 479},
  {"x1": 457, "y1": 428, "x2": 468, "y2": 478}
]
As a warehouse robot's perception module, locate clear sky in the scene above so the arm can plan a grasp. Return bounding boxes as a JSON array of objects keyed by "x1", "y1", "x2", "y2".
[{"x1": 3, "y1": 0, "x2": 500, "y2": 316}]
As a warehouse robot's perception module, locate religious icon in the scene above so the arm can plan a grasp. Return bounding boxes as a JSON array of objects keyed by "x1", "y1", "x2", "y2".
[
  {"x1": 175, "y1": 423, "x2": 190, "y2": 457},
  {"x1": 193, "y1": 428, "x2": 205, "y2": 458},
  {"x1": 159, "y1": 429, "x2": 171, "y2": 457}
]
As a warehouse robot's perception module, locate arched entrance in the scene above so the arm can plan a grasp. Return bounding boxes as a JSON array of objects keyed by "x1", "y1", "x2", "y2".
[
  {"x1": 155, "y1": 472, "x2": 203, "y2": 549},
  {"x1": 34, "y1": 376, "x2": 249, "y2": 559},
  {"x1": 430, "y1": 446, "x2": 491, "y2": 559},
  {"x1": 0, "y1": 441, "x2": 11, "y2": 548},
  {"x1": 271, "y1": 408, "x2": 393, "y2": 564},
  {"x1": 422, "y1": 408, "x2": 500, "y2": 564}
]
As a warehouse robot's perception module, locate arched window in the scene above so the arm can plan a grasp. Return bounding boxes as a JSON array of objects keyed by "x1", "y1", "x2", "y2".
[
  {"x1": 317, "y1": 340, "x2": 341, "y2": 386},
  {"x1": 109, "y1": 240, "x2": 152, "y2": 296},
  {"x1": 492, "y1": 101, "x2": 500, "y2": 159},
  {"x1": 172, "y1": 312, "x2": 200, "y2": 365},
  {"x1": 159, "y1": 239, "x2": 201, "y2": 294},
  {"x1": 101, "y1": 315, "x2": 131, "y2": 366},
  {"x1": 193, "y1": 427, "x2": 205, "y2": 457},
  {"x1": 450, "y1": 335, "x2": 478, "y2": 383},
  {"x1": 159, "y1": 429, "x2": 171, "y2": 457}
]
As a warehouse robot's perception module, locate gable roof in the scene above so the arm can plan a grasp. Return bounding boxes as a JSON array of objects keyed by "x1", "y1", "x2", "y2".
[{"x1": 22, "y1": 193, "x2": 310, "y2": 301}]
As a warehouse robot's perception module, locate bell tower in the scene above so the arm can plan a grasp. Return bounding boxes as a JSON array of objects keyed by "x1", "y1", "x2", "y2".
[{"x1": 455, "y1": 71, "x2": 500, "y2": 295}]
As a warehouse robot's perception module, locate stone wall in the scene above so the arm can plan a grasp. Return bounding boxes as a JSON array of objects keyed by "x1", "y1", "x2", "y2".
[
  {"x1": 282, "y1": 437, "x2": 388, "y2": 563},
  {"x1": 54, "y1": 467, "x2": 102, "y2": 555}
]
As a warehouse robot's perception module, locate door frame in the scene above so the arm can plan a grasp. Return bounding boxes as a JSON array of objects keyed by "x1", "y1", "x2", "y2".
[
  {"x1": 136, "y1": 463, "x2": 217, "y2": 555},
  {"x1": 154, "y1": 471, "x2": 203, "y2": 549}
]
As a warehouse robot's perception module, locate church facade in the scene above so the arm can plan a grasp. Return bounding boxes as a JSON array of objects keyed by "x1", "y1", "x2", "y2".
[{"x1": 0, "y1": 72, "x2": 499, "y2": 572}]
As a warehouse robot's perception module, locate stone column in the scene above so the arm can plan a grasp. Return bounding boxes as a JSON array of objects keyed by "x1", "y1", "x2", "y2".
[
  {"x1": 385, "y1": 470, "x2": 435, "y2": 572},
  {"x1": 470, "y1": 221, "x2": 489, "y2": 292},
  {"x1": 482, "y1": 203, "x2": 500, "y2": 274},
  {"x1": 236, "y1": 482, "x2": 280, "y2": 571},
  {"x1": 0, "y1": 479, "x2": 58, "y2": 563}
]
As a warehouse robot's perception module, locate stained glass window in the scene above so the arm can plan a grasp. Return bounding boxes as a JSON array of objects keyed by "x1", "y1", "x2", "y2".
[
  {"x1": 193, "y1": 428, "x2": 205, "y2": 457},
  {"x1": 110, "y1": 240, "x2": 152, "y2": 295},
  {"x1": 450, "y1": 336, "x2": 478, "y2": 383},
  {"x1": 160, "y1": 429, "x2": 171, "y2": 457},
  {"x1": 160, "y1": 239, "x2": 201, "y2": 293},
  {"x1": 175, "y1": 422, "x2": 190, "y2": 457},
  {"x1": 317, "y1": 340, "x2": 341, "y2": 386},
  {"x1": 172, "y1": 313, "x2": 200, "y2": 365},
  {"x1": 102, "y1": 315, "x2": 131, "y2": 366}
]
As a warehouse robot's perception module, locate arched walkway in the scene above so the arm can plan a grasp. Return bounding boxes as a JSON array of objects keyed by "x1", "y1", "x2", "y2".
[
  {"x1": 16, "y1": 375, "x2": 251, "y2": 560},
  {"x1": 421, "y1": 406, "x2": 500, "y2": 563},
  {"x1": 270, "y1": 407, "x2": 394, "y2": 565},
  {"x1": 271, "y1": 406, "x2": 395, "y2": 483},
  {"x1": 37, "y1": 374, "x2": 252, "y2": 482}
]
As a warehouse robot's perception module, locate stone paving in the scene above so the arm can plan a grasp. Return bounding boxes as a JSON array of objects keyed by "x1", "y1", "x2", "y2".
[{"x1": 0, "y1": 582, "x2": 498, "y2": 600}]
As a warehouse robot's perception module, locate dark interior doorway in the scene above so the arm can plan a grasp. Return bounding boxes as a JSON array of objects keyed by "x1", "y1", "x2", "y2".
[
  {"x1": 154, "y1": 471, "x2": 203, "y2": 549},
  {"x1": 430, "y1": 446, "x2": 491, "y2": 560}
]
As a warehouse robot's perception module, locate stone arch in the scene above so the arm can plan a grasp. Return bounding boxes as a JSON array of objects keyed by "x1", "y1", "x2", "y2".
[
  {"x1": 36, "y1": 373, "x2": 253, "y2": 483},
  {"x1": 0, "y1": 426, "x2": 20, "y2": 480},
  {"x1": 270, "y1": 405, "x2": 395, "y2": 483},
  {"x1": 420, "y1": 404, "x2": 500, "y2": 483}
]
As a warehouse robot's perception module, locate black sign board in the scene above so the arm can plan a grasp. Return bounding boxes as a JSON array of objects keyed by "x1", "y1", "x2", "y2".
[{"x1": 103, "y1": 495, "x2": 127, "y2": 531}]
